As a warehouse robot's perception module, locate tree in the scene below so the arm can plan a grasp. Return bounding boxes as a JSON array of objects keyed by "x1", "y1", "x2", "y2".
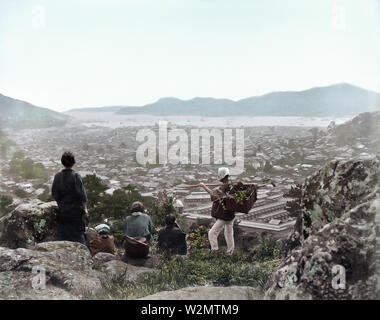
[
  {"x1": 33, "y1": 163, "x2": 48, "y2": 180},
  {"x1": 21, "y1": 158, "x2": 35, "y2": 179},
  {"x1": 150, "y1": 197, "x2": 176, "y2": 227},
  {"x1": 82, "y1": 174, "x2": 107, "y2": 209},
  {"x1": 8, "y1": 156, "x2": 48, "y2": 180},
  {"x1": 82, "y1": 178, "x2": 155, "y2": 247}
]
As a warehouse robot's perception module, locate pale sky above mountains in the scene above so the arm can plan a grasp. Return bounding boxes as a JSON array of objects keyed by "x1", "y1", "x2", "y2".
[{"x1": 0, "y1": 0, "x2": 379, "y2": 112}]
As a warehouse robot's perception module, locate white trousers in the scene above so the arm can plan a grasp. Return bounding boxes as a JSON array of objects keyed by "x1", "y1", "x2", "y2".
[{"x1": 208, "y1": 218, "x2": 235, "y2": 254}]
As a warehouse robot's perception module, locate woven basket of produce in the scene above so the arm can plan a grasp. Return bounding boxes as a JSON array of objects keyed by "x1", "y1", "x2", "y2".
[
  {"x1": 224, "y1": 182, "x2": 258, "y2": 213},
  {"x1": 123, "y1": 235, "x2": 150, "y2": 258}
]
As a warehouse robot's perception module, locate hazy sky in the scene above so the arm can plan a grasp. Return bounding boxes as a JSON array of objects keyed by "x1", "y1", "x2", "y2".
[{"x1": 0, "y1": 0, "x2": 379, "y2": 112}]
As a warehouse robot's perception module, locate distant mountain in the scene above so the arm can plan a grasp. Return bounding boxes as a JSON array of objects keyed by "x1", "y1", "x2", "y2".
[
  {"x1": 0, "y1": 93, "x2": 70, "y2": 129},
  {"x1": 116, "y1": 83, "x2": 380, "y2": 117},
  {"x1": 115, "y1": 97, "x2": 235, "y2": 117},
  {"x1": 65, "y1": 106, "x2": 125, "y2": 113}
]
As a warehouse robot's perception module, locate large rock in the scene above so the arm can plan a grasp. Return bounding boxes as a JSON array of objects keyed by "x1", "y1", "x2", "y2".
[
  {"x1": 265, "y1": 157, "x2": 380, "y2": 300},
  {"x1": 0, "y1": 200, "x2": 58, "y2": 249},
  {"x1": 92, "y1": 252, "x2": 156, "y2": 281},
  {"x1": 140, "y1": 286, "x2": 262, "y2": 300},
  {"x1": 99, "y1": 259, "x2": 155, "y2": 281},
  {"x1": 0, "y1": 241, "x2": 102, "y2": 299},
  {"x1": 92, "y1": 252, "x2": 120, "y2": 267},
  {"x1": 100, "y1": 260, "x2": 128, "y2": 278}
]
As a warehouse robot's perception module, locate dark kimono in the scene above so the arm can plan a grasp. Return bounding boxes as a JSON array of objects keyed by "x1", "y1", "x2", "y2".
[
  {"x1": 157, "y1": 224, "x2": 187, "y2": 255},
  {"x1": 52, "y1": 169, "x2": 88, "y2": 244}
]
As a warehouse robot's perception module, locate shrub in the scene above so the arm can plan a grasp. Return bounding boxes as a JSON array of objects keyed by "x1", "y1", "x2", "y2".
[
  {"x1": 250, "y1": 237, "x2": 280, "y2": 262},
  {"x1": 14, "y1": 188, "x2": 28, "y2": 199},
  {"x1": 187, "y1": 225, "x2": 210, "y2": 252}
]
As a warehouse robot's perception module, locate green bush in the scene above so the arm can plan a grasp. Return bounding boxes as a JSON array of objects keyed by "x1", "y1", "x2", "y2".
[
  {"x1": 250, "y1": 237, "x2": 280, "y2": 262},
  {"x1": 187, "y1": 224, "x2": 210, "y2": 252},
  {"x1": 37, "y1": 188, "x2": 51, "y2": 202},
  {"x1": 8, "y1": 153, "x2": 47, "y2": 181},
  {"x1": 14, "y1": 188, "x2": 28, "y2": 199},
  {"x1": 83, "y1": 174, "x2": 107, "y2": 210}
]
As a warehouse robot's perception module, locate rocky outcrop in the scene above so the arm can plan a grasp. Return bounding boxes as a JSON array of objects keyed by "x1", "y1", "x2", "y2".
[
  {"x1": 0, "y1": 241, "x2": 102, "y2": 299},
  {"x1": 140, "y1": 286, "x2": 262, "y2": 300},
  {"x1": 0, "y1": 199, "x2": 161, "y2": 299},
  {"x1": 92, "y1": 253, "x2": 156, "y2": 282},
  {"x1": 0, "y1": 200, "x2": 58, "y2": 249},
  {"x1": 265, "y1": 157, "x2": 380, "y2": 299},
  {"x1": 92, "y1": 252, "x2": 120, "y2": 267}
]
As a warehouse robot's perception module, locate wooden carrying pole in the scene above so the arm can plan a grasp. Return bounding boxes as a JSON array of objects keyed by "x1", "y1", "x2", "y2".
[{"x1": 177, "y1": 181, "x2": 276, "y2": 189}]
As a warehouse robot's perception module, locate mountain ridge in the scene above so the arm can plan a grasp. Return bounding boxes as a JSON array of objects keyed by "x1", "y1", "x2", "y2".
[
  {"x1": 2, "y1": 83, "x2": 380, "y2": 122},
  {"x1": 65, "y1": 83, "x2": 379, "y2": 117}
]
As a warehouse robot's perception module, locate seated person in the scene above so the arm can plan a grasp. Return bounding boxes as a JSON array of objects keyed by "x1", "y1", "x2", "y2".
[
  {"x1": 123, "y1": 202, "x2": 153, "y2": 258},
  {"x1": 89, "y1": 224, "x2": 117, "y2": 256},
  {"x1": 158, "y1": 214, "x2": 187, "y2": 255},
  {"x1": 85, "y1": 227, "x2": 98, "y2": 247}
]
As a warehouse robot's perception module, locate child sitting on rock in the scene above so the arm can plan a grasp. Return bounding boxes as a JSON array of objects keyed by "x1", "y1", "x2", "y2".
[{"x1": 89, "y1": 224, "x2": 117, "y2": 256}]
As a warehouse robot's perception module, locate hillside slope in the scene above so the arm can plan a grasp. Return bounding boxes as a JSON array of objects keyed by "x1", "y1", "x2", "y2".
[{"x1": 0, "y1": 94, "x2": 70, "y2": 128}]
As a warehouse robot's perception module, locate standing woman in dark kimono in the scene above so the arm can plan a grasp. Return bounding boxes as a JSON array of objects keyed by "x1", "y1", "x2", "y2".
[{"x1": 52, "y1": 152, "x2": 88, "y2": 244}]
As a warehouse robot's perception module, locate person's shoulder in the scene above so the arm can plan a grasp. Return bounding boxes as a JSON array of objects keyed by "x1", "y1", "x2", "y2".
[
  {"x1": 54, "y1": 170, "x2": 63, "y2": 177},
  {"x1": 74, "y1": 171, "x2": 83, "y2": 179},
  {"x1": 53, "y1": 171, "x2": 63, "y2": 181}
]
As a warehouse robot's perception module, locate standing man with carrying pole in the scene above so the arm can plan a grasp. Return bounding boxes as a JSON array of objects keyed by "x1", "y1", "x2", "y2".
[
  {"x1": 180, "y1": 170, "x2": 275, "y2": 255},
  {"x1": 200, "y1": 167, "x2": 236, "y2": 255}
]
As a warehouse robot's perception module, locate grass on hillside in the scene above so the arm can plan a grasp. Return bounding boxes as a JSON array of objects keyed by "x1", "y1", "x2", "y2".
[{"x1": 91, "y1": 239, "x2": 279, "y2": 300}]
